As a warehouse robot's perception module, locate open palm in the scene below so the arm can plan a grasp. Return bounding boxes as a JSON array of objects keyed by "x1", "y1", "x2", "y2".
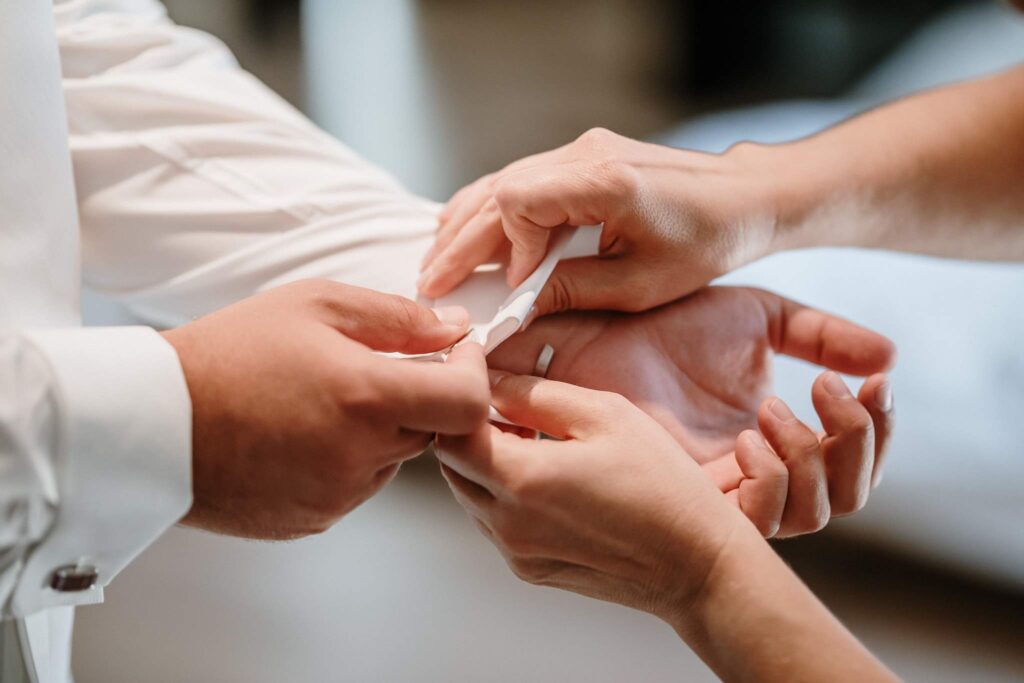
[{"x1": 489, "y1": 286, "x2": 895, "y2": 536}]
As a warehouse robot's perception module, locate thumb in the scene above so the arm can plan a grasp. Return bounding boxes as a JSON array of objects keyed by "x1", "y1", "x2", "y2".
[
  {"x1": 489, "y1": 372, "x2": 629, "y2": 439},
  {"x1": 311, "y1": 281, "x2": 470, "y2": 354},
  {"x1": 533, "y1": 256, "x2": 640, "y2": 316}
]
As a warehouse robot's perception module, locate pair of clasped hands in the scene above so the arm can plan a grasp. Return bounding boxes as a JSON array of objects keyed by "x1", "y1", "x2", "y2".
[{"x1": 168, "y1": 128, "x2": 893, "y2": 647}]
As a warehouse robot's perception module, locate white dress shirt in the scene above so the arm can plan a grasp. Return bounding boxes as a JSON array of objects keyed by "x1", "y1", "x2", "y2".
[{"x1": 3, "y1": 0, "x2": 452, "y2": 679}]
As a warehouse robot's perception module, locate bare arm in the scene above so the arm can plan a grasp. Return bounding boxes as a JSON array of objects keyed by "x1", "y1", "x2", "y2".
[
  {"x1": 672, "y1": 530, "x2": 896, "y2": 683},
  {"x1": 766, "y1": 65, "x2": 1024, "y2": 260}
]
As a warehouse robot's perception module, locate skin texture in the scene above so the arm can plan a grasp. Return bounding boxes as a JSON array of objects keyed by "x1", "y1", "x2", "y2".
[
  {"x1": 436, "y1": 376, "x2": 898, "y2": 683},
  {"x1": 490, "y1": 286, "x2": 896, "y2": 537},
  {"x1": 161, "y1": 279, "x2": 489, "y2": 540},
  {"x1": 420, "y1": 65, "x2": 1024, "y2": 315}
]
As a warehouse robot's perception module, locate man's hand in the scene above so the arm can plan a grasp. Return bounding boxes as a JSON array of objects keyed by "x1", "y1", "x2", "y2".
[
  {"x1": 489, "y1": 286, "x2": 896, "y2": 537},
  {"x1": 418, "y1": 128, "x2": 777, "y2": 314},
  {"x1": 162, "y1": 279, "x2": 489, "y2": 540}
]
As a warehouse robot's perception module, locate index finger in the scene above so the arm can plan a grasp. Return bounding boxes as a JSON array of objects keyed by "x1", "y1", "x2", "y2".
[{"x1": 755, "y1": 290, "x2": 897, "y2": 375}]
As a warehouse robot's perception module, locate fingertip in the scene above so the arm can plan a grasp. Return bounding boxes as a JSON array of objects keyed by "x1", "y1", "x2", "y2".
[
  {"x1": 859, "y1": 373, "x2": 894, "y2": 414},
  {"x1": 878, "y1": 337, "x2": 898, "y2": 372},
  {"x1": 738, "y1": 429, "x2": 770, "y2": 455},
  {"x1": 818, "y1": 371, "x2": 854, "y2": 399}
]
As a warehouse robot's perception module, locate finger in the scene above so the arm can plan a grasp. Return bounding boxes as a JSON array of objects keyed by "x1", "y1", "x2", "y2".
[
  {"x1": 857, "y1": 374, "x2": 894, "y2": 487},
  {"x1": 494, "y1": 159, "x2": 638, "y2": 288},
  {"x1": 377, "y1": 342, "x2": 490, "y2": 434},
  {"x1": 436, "y1": 422, "x2": 537, "y2": 494},
  {"x1": 732, "y1": 430, "x2": 789, "y2": 538},
  {"x1": 757, "y1": 397, "x2": 830, "y2": 537},
  {"x1": 755, "y1": 290, "x2": 898, "y2": 376},
  {"x1": 701, "y1": 454, "x2": 745, "y2": 492},
  {"x1": 439, "y1": 462, "x2": 495, "y2": 518},
  {"x1": 380, "y1": 428, "x2": 434, "y2": 464},
  {"x1": 533, "y1": 256, "x2": 641, "y2": 315},
  {"x1": 438, "y1": 177, "x2": 484, "y2": 225},
  {"x1": 812, "y1": 372, "x2": 875, "y2": 516},
  {"x1": 424, "y1": 178, "x2": 495, "y2": 270},
  {"x1": 488, "y1": 372, "x2": 634, "y2": 440},
  {"x1": 307, "y1": 281, "x2": 471, "y2": 354},
  {"x1": 419, "y1": 198, "x2": 508, "y2": 298}
]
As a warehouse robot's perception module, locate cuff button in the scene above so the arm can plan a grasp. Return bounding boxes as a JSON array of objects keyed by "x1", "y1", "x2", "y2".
[{"x1": 50, "y1": 565, "x2": 98, "y2": 592}]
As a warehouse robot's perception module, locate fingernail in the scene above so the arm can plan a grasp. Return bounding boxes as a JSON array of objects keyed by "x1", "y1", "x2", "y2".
[
  {"x1": 487, "y1": 369, "x2": 509, "y2": 388},
  {"x1": 432, "y1": 305, "x2": 469, "y2": 329},
  {"x1": 875, "y1": 381, "x2": 893, "y2": 412},
  {"x1": 822, "y1": 372, "x2": 852, "y2": 398},
  {"x1": 768, "y1": 398, "x2": 796, "y2": 423}
]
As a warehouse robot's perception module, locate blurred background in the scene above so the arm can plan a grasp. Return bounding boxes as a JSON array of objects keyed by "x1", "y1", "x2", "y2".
[{"x1": 74, "y1": 1, "x2": 1024, "y2": 681}]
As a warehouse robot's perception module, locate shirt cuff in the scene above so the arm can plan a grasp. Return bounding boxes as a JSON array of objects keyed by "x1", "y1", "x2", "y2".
[{"x1": 8, "y1": 327, "x2": 191, "y2": 616}]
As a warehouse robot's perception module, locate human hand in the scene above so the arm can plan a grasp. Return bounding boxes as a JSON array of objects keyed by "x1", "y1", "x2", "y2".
[
  {"x1": 418, "y1": 128, "x2": 778, "y2": 314},
  {"x1": 162, "y1": 279, "x2": 489, "y2": 539},
  {"x1": 438, "y1": 375, "x2": 900, "y2": 682},
  {"x1": 489, "y1": 286, "x2": 896, "y2": 537},
  {"x1": 435, "y1": 375, "x2": 753, "y2": 621}
]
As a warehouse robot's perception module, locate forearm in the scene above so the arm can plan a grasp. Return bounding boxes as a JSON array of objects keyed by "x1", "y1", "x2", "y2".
[
  {"x1": 668, "y1": 527, "x2": 897, "y2": 683},
  {"x1": 754, "y1": 65, "x2": 1024, "y2": 261}
]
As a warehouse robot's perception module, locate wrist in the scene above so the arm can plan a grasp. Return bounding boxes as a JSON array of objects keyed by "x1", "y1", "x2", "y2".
[
  {"x1": 659, "y1": 515, "x2": 765, "y2": 638},
  {"x1": 721, "y1": 140, "x2": 827, "y2": 256}
]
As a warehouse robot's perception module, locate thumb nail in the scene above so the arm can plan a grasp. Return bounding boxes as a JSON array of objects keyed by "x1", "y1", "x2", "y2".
[{"x1": 432, "y1": 306, "x2": 469, "y2": 329}]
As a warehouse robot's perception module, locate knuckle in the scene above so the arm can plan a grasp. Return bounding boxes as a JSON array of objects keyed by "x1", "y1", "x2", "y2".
[
  {"x1": 809, "y1": 505, "x2": 831, "y2": 533},
  {"x1": 846, "y1": 413, "x2": 875, "y2": 438},
  {"x1": 544, "y1": 274, "x2": 578, "y2": 314},
  {"x1": 790, "y1": 431, "x2": 823, "y2": 460},
  {"x1": 831, "y1": 487, "x2": 869, "y2": 517},
  {"x1": 507, "y1": 557, "x2": 540, "y2": 583},
  {"x1": 724, "y1": 140, "x2": 760, "y2": 160},
  {"x1": 755, "y1": 515, "x2": 781, "y2": 539},
  {"x1": 292, "y1": 277, "x2": 340, "y2": 304},
  {"x1": 589, "y1": 158, "x2": 639, "y2": 200},
  {"x1": 575, "y1": 126, "x2": 619, "y2": 151},
  {"x1": 380, "y1": 295, "x2": 426, "y2": 344},
  {"x1": 493, "y1": 176, "x2": 523, "y2": 211},
  {"x1": 788, "y1": 500, "x2": 831, "y2": 536},
  {"x1": 506, "y1": 557, "x2": 559, "y2": 586}
]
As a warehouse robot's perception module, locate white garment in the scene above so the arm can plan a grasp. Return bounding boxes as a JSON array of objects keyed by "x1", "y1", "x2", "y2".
[
  {"x1": 2, "y1": 1, "x2": 193, "y2": 680},
  {"x1": 4, "y1": 0, "x2": 476, "y2": 679}
]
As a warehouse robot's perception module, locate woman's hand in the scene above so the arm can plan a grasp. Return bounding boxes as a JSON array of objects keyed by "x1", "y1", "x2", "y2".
[
  {"x1": 418, "y1": 128, "x2": 778, "y2": 314},
  {"x1": 435, "y1": 374, "x2": 747, "y2": 620},
  {"x1": 489, "y1": 286, "x2": 896, "y2": 537},
  {"x1": 436, "y1": 375, "x2": 899, "y2": 682}
]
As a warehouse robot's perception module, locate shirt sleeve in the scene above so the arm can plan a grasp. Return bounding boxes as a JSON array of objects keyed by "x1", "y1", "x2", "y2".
[
  {"x1": 55, "y1": 0, "x2": 441, "y2": 328},
  {"x1": 1, "y1": 327, "x2": 191, "y2": 617}
]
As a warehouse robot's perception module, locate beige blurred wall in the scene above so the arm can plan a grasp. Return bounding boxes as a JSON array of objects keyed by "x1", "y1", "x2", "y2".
[
  {"x1": 304, "y1": 0, "x2": 690, "y2": 199},
  {"x1": 162, "y1": 0, "x2": 304, "y2": 106}
]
